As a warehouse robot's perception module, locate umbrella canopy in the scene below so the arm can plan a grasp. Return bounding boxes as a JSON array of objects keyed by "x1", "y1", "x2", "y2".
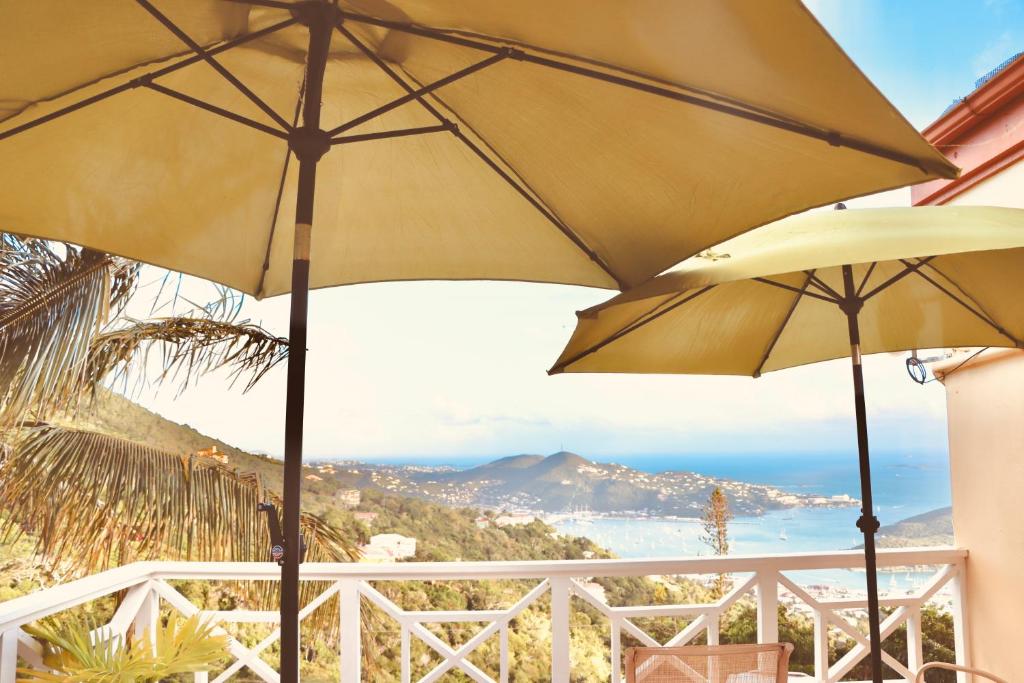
[
  {"x1": 551, "y1": 206, "x2": 1024, "y2": 376},
  {"x1": 0, "y1": 3, "x2": 956, "y2": 680},
  {"x1": 551, "y1": 204, "x2": 1024, "y2": 682},
  {"x1": 0, "y1": 1, "x2": 956, "y2": 298}
]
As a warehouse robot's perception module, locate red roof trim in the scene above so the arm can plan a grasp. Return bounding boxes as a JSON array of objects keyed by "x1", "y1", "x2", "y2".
[{"x1": 913, "y1": 55, "x2": 1024, "y2": 206}]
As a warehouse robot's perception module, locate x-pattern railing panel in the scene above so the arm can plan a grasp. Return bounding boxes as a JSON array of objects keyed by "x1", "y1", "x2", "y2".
[
  {"x1": 0, "y1": 549, "x2": 969, "y2": 683},
  {"x1": 360, "y1": 578, "x2": 550, "y2": 683}
]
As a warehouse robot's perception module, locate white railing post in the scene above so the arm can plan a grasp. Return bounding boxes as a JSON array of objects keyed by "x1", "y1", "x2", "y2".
[
  {"x1": 706, "y1": 614, "x2": 720, "y2": 646},
  {"x1": 610, "y1": 616, "x2": 622, "y2": 683},
  {"x1": 340, "y1": 580, "x2": 361, "y2": 683},
  {"x1": 500, "y1": 624, "x2": 509, "y2": 683},
  {"x1": 756, "y1": 571, "x2": 779, "y2": 644},
  {"x1": 400, "y1": 625, "x2": 411, "y2": 683},
  {"x1": 133, "y1": 584, "x2": 159, "y2": 653},
  {"x1": 951, "y1": 563, "x2": 971, "y2": 683},
  {"x1": 907, "y1": 606, "x2": 924, "y2": 675},
  {"x1": 813, "y1": 610, "x2": 830, "y2": 682},
  {"x1": 550, "y1": 576, "x2": 571, "y2": 683},
  {"x1": 1, "y1": 629, "x2": 18, "y2": 683}
]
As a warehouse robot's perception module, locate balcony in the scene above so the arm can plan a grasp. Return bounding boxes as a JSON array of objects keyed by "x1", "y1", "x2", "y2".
[{"x1": 0, "y1": 547, "x2": 968, "y2": 683}]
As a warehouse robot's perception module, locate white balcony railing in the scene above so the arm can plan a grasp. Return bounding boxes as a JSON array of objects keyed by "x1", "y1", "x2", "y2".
[{"x1": 0, "y1": 547, "x2": 969, "y2": 683}]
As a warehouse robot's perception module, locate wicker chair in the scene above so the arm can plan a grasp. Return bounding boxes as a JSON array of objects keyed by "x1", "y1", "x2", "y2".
[
  {"x1": 625, "y1": 643, "x2": 794, "y2": 683},
  {"x1": 915, "y1": 662, "x2": 1008, "y2": 682}
]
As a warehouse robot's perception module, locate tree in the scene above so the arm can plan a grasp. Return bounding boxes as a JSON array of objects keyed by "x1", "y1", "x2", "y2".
[
  {"x1": 0, "y1": 234, "x2": 358, "y2": 643},
  {"x1": 700, "y1": 487, "x2": 733, "y2": 597}
]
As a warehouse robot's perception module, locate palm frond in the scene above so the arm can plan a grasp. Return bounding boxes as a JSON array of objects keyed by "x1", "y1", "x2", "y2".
[
  {"x1": 1, "y1": 424, "x2": 357, "y2": 570},
  {"x1": 2, "y1": 424, "x2": 360, "y2": 638},
  {"x1": 86, "y1": 316, "x2": 289, "y2": 398},
  {"x1": 2, "y1": 424, "x2": 371, "y2": 658},
  {"x1": 19, "y1": 612, "x2": 229, "y2": 682},
  {"x1": 0, "y1": 234, "x2": 138, "y2": 426}
]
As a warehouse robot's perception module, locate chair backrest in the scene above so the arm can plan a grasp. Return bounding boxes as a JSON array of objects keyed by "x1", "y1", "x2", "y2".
[
  {"x1": 915, "y1": 662, "x2": 1008, "y2": 683},
  {"x1": 625, "y1": 643, "x2": 794, "y2": 683}
]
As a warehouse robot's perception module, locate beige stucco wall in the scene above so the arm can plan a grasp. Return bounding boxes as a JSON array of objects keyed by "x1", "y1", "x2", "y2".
[
  {"x1": 944, "y1": 158, "x2": 1024, "y2": 207},
  {"x1": 936, "y1": 349, "x2": 1024, "y2": 680}
]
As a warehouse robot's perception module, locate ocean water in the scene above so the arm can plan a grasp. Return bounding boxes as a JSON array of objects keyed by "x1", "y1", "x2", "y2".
[
  {"x1": 361, "y1": 450, "x2": 953, "y2": 594},
  {"x1": 360, "y1": 449, "x2": 953, "y2": 520},
  {"x1": 607, "y1": 450, "x2": 952, "y2": 517},
  {"x1": 550, "y1": 450, "x2": 953, "y2": 594}
]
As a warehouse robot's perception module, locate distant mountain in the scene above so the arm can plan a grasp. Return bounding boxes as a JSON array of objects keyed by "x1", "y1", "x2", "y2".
[
  {"x1": 873, "y1": 507, "x2": 953, "y2": 548},
  {"x1": 65, "y1": 393, "x2": 855, "y2": 520},
  {"x1": 369, "y1": 451, "x2": 856, "y2": 516}
]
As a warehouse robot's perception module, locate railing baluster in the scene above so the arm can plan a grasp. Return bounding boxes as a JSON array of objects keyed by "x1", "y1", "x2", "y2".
[
  {"x1": 401, "y1": 624, "x2": 411, "y2": 683},
  {"x1": 950, "y1": 563, "x2": 971, "y2": 683},
  {"x1": 813, "y1": 610, "x2": 830, "y2": 682},
  {"x1": 907, "y1": 605, "x2": 924, "y2": 676},
  {"x1": 756, "y1": 571, "x2": 779, "y2": 644},
  {"x1": 1, "y1": 629, "x2": 17, "y2": 683},
  {"x1": 550, "y1": 576, "x2": 570, "y2": 683},
  {"x1": 340, "y1": 580, "x2": 362, "y2": 683},
  {"x1": 610, "y1": 616, "x2": 622, "y2": 683},
  {"x1": 133, "y1": 583, "x2": 159, "y2": 653},
  {"x1": 706, "y1": 612, "x2": 720, "y2": 646},
  {"x1": 500, "y1": 624, "x2": 509, "y2": 683}
]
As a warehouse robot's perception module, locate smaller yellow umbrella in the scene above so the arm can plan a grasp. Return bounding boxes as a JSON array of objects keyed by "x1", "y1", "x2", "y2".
[{"x1": 550, "y1": 205, "x2": 1024, "y2": 682}]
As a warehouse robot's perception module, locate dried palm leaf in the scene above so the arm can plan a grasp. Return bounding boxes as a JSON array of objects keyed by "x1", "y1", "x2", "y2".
[
  {"x1": 0, "y1": 234, "x2": 137, "y2": 426},
  {"x1": 19, "y1": 612, "x2": 229, "y2": 682},
  {"x1": 86, "y1": 316, "x2": 289, "y2": 399},
  {"x1": 1, "y1": 425, "x2": 359, "y2": 636}
]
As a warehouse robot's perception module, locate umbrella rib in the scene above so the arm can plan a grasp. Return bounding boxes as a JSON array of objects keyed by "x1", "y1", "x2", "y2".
[
  {"x1": 222, "y1": 0, "x2": 296, "y2": 9},
  {"x1": 449, "y1": 124, "x2": 627, "y2": 289},
  {"x1": 0, "y1": 18, "x2": 296, "y2": 143},
  {"x1": 337, "y1": 10, "x2": 942, "y2": 176},
  {"x1": 337, "y1": 23, "x2": 625, "y2": 288},
  {"x1": 549, "y1": 285, "x2": 715, "y2": 373},
  {"x1": 142, "y1": 82, "x2": 289, "y2": 139},
  {"x1": 135, "y1": 0, "x2": 292, "y2": 131},
  {"x1": 855, "y1": 262, "x2": 879, "y2": 297},
  {"x1": 753, "y1": 271, "x2": 816, "y2": 378},
  {"x1": 751, "y1": 277, "x2": 839, "y2": 305},
  {"x1": 805, "y1": 271, "x2": 843, "y2": 300},
  {"x1": 330, "y1": 124, "x2": 451, "y2": 145},
  {"x1": 917, "y1": 259, "x2": 1007, "y2": 328},
  {"x1": 859, "y1": 256, "x2": 935, "y2": 301},
  {"x1": 328, "y1": 26, "x2": 509, "y2": 136},
  {"x1": 903, "y1": 259, "x2": 1021, "y2": 346}
]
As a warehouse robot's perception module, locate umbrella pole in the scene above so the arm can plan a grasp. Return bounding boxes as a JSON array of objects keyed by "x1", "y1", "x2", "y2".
[
  {"x1": 281, "y1": 5, "x2": 335, "y2": 682},
  {"x1": 841, "y1": 264, "x2": 883, "y2": 683}
]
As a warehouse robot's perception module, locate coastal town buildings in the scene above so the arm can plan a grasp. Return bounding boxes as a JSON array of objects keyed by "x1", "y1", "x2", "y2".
[
  {"x1": 353, "y1": 511, "x2": 378, "y2": 525},
  {"x1": 358, "y1": 533, "x2": 418, "y2": 563},
  {"x1": 335, "y1": 489, "x2": 361, "y2": 508},
  {"x1": 194, "y1": 446, "x2": 229, "y2": 464},
  {"x1": 493, "y1": 513, "x2": 537, "y2": 527}
]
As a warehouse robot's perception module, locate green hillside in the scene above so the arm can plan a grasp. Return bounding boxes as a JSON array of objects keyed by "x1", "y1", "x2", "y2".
[
  {"x1": 877, "y1": 507, "x2": 953, "y2": 548},
  {"x1": 71, "y1": 389, "x2": 286, "y2": 490}
]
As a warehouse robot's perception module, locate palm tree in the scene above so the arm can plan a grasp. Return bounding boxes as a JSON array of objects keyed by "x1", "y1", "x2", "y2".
[{"x1": 0, "y1": 233, "x2": 358, "y2": 640}]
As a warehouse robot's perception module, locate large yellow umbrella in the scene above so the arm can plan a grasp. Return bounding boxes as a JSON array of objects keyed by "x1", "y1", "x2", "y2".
[
  {"x1": 551, "y1": 205, "x2": 1024, "y2": 681},
  {"x1": 1, "y1": 2, "x2": 955, "y2": 678}
]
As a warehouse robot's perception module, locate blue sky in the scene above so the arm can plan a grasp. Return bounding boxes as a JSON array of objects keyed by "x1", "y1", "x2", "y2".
[
  {"x1": 810, "y1": 0, "x2": 1024, "y2": 129},
  {"x1": 135, "y1": 1, "x2": 1022, "y2": 462}
]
